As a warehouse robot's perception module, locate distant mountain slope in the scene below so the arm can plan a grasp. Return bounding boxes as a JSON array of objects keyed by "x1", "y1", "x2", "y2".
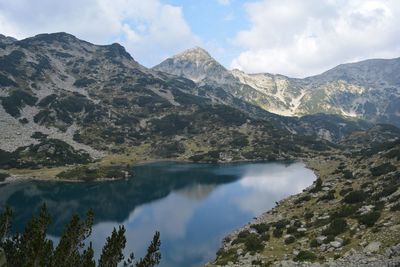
[
  {"x1": 155, "y1": 48, "x2": 400, "y2": 127},
  {"x1": 0, "y1": 32, "x2": 364, "y2": 170}
]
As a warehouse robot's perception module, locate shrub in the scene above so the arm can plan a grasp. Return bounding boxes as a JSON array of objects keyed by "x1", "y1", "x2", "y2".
[
  {"x1": 295, "y1": 195, "x2": 311, "y2": 204},
  {"x1": 284, "y1": 236, "x2": 296, "y2": 244},
  {"x1": 358, "y1": 211, "x2": 381, "y2": 227},
  {"x1": 244, "y1": 234, "x2": 264, "y2": 252},
  {"x1": 370, "y1": 163, "x2": 396, "y2": 176},
  {"x1": 304, "y1": 212, "x2": 314, "y2": 220},
  {"x1": 391, "y1": 203, "x2": 400, "y2": 212},
  {"x1": 273, "y1": 219, "x2": 289, "y2": 229},
  {"x1": 323, "y1": 235, "x2": 335, "y2": 244},
  {"x1": 343, "y1": 190, "x2": 367, "y2": 204},
  {"x1": 332, "y1": 204, "x2": 359, "y2": 218},
  {"x1": 286, "y1": 226, "x2": 298, "y2": 234},
  {"x1": 273, "y1": 228, "x2": 283, "y2": 238},
  {"x1": 260, "y1": 233, "x2": 270, "y2": 242},
  {"x1": 372, "y1": 186, "x2": 399, "y2": 200},
  {"x1": 237, "y1": 230, "x2": 251, "y2": 239},
  {"x1": 0, "y1": 172, "x2": 9, "y2": 182},
  {"x1": 294, "y1": 251, "x2": 317, "y2": 262},
  {"x1": 310, "y1": 178, "x2": 322, "y2": 193},
  {"x1": 251, "y1": 223, "x2": 269, "y2": 234},
  {"x1": 251, "y1": 260, "x2": 263, "y2": 266},
  {"x1": 361, "y1": 182, "x2": 372, "y2": 189},
  {"x1": 215, "y1": 248, "x2": 238, "y2": 265},
  {"x1": 1, "y1": 90, "x2": 38, "y2": 117},
  {"x1": 319, "y1": 190, "x2": 335, "y2": 201},
  {"x1": 310, "y1": 239, "x2": 318, "y2": 248},
  {"x1": 343, "y1": 170, "x2": 354, "y2": 179},
  {"x1": 230, "y1": 134, "x2": 249, "y2": 147},
  {"x1": 323, "y1": 218, "x2": 348, "y2": 236},
  {"x1": 73, "y1": 77, "x2": 96, "y2": 87},
  {"x1": 232, "y1": 230, "x2": 266, "y2": 252}
]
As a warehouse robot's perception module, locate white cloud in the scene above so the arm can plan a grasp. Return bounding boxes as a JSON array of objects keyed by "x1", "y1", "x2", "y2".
[
  {"x1": 231, "y1": 0, "x2": 400, "y2": 77},
  {"x1": 0, "y1": 0, "x2": 200, "y2": 67}
]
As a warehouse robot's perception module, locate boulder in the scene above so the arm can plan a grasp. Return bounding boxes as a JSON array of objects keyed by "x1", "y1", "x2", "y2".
[
  {"x1": 330, "y1": 241, "x2": 343, "y2": 248},
  {"x1": 335, "y1": 237, "x2": 344, "y2": 244},
  {"x1": 364, "y1": 241, "x2": 381, "y2": 253}
]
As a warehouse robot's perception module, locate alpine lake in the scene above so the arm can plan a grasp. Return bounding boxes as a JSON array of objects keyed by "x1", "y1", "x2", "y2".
[{"x1": 0, "y1": 161, "x2": 316, "y2": 267}]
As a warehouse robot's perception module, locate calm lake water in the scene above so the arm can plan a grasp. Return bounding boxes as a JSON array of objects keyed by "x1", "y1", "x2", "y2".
[{"x1": 0, "y1": 161, "x2": 316, "y2": 267}]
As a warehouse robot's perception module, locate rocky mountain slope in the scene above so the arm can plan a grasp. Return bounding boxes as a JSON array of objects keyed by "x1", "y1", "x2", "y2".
[
  {"x1": 0, "y1": 32, "x2": 399, "y2": 266},
  {"x1": 208, "y1": 125, "x2": 400, "y2": 266},
  {"x1": 0, "y1": 32, "x2": 369, "y2": 178},
  {"x1": 155, "y1": 49, "x2": 400, "y2": 127}
]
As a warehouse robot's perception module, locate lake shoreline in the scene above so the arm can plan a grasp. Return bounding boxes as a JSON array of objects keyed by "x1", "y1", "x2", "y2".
[
  {"x1": 0, "y1": 161, "x2": 317, "y2": 267},
  {"x1": 1, "y1": 156, "x2": 298, "y2": 184}
]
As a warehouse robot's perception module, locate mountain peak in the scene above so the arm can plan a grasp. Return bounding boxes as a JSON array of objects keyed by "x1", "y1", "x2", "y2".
[
  {"x1": 24, "y1": 32, "x2": 80, "y2": 43},
  {"x1": 0, "y1": 34, "x2": 17, "y2": 45},
  {"x1": 153, "y1": 47, "x2": 232, "y2": 83},
  {"x1": 173, "y1": 46, "x2": 214, "y2": 63}
]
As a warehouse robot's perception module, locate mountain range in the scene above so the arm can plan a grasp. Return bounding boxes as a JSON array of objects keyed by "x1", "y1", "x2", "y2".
[
  {"x1": 1, "y1": 32, "x2": 400, "y2": 267},
  {"x1": 155, "y1": 47, "x2": 400, "y2": 127},
  {"x1": 0, "y1": 32, "x2": 398, "y2": 176}
]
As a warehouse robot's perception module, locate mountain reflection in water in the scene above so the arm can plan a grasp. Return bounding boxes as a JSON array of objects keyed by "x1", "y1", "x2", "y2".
[{"x1": 0, "y1": 161, "x2": 316, "y2": 267}]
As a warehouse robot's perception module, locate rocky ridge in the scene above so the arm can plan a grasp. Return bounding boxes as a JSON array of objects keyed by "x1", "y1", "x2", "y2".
[{"x1": 155, "y1": 48, "x2": 400, "y2": 127}]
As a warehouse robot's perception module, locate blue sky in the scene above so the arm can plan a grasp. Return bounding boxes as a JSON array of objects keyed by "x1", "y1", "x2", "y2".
[
  {"x1": 162, "y1": 0, "x2": 249, "y2": 66},
  {"x1": 1, "y1": 0, "x2": 400, "y2": 77}
]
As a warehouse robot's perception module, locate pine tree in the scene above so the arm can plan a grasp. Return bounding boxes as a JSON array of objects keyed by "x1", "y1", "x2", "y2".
[
  {"x1": 135, "y1": 231, "x2": 161, "y2": 267},
  {"x1": 80, "y1": 242, "x2": 96, "y2": 267},
  {"x1": 0, "y1": 206, "x2": 12, "y2": 242},
  {"x1": 98, "y1": 226, "x2": 126, "y2": 267},
  {"x1": 7, "y1": 204, "x2": 54, "y2": 267},
  {"x1": 0, "y1": 206, "x2": 161, "y2": 267},
  {"x1": 52, "y1": 210, "x2": 94, "y2": 267}
]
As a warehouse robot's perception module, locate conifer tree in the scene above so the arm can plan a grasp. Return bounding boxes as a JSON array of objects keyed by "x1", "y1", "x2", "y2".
[
  {"x1": 52, "y1": 210, "x2": 94, "y2": 267},
  {"x1": 0, "y1": 206, "x2": 161, "y2": 267},
  {"x1": 135, "y1": 231, "x2": 161, "y2": 267},
  {"x1": 98, "y1": 226, "x2": 126, "y2": 267}
]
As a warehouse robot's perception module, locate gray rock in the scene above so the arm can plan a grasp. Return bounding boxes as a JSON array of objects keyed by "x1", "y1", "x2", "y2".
[
  {"x1": 358, "y1": 205, "x2": 375, "y2": 215},
  {"x1": 330, "y1": 241, "x2": 343, "y2": 248},
  {"x1": 364, "y1": 241, "x2": 381, "y2": 253},
  {"x1": 334, "y1": 237, "x2": 344, "y2": 244},
  {"x1": 320, "y1": 244, "x2": 328, "y2": 252},
  {"x1": 317, "y1": 236, "x2": 327, "y2": 244}
]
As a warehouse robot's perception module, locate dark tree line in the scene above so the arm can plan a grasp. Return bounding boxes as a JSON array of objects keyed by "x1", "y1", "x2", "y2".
[{"x1": 0, "y1": 205, "x2": 161, "y2": 267}]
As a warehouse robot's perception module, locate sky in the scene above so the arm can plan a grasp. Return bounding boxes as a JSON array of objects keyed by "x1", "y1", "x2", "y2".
[{"x1": 0, "y1": 0, "x2": 400, "y2": 77}]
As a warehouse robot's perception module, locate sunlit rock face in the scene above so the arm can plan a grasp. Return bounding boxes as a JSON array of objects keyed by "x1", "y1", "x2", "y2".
[
  {"x1": 156, "y1": 47, "x2": 400, "y2": 127},
  {"x1": 154, "y1": 47, "x2": 235, "y2": 84}
]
